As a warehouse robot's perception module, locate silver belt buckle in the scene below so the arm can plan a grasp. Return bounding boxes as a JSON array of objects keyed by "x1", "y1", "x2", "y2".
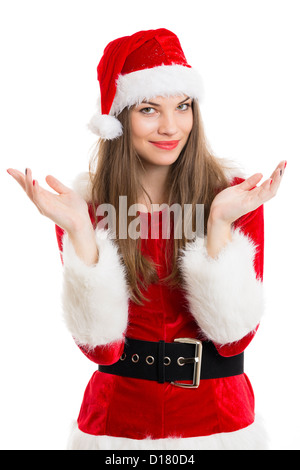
[{"x1": 171, "y1": 338, "x2": 202, "y2": 389}]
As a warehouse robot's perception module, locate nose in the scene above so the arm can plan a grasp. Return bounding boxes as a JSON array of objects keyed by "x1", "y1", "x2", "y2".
[{"x1": 157, "y1": 112, "x2": 178, "y2": 136}]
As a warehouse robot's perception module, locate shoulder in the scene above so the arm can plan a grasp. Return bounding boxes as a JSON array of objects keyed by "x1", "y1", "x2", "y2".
[
  {"x1": 216, "y1": 157, "x2": 246, "y2": 184},
  {"x1": 72, "y1": 171, "x2": 93, "y2": 202}
]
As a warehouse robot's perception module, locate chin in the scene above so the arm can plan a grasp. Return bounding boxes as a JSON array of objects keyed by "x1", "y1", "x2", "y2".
[
  {"x1": 141, "y1": 149, "x2": 182, "y2": 166},
  {"x1": 147, "y1": 156, "x2": 180, "y2": 167}
]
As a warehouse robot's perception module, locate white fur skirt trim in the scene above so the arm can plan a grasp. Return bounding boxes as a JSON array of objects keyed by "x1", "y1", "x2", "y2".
[{"x1": 67, "y1": 415, "x2": 268, "y2": 450}]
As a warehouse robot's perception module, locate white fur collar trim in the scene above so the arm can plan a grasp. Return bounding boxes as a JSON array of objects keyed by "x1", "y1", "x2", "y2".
[{"x1": 71, "y1": 159, "x2": 245, "y2": 203}]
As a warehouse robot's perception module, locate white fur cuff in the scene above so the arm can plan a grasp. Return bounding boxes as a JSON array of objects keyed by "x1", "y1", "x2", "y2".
[
  {"x1": 61, "y1": 228, "x2": 129, "y2": 348},
  {"x1": 178, "y1": 229, "x2": 264, "y2": 345}
]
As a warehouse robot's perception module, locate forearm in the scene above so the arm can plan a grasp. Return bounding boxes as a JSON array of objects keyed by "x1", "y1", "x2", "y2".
[
  {"x1": 67, "y1": 222, "x2": 99, "y2": 266},
  {"x1": 179, "y1": 209, "x2": 264, "y2": 345},
  {"x1": 206, "y1": 215, "x2": 232, "y2": 259},
  {"x1": 61, "y1": 225, "x2": 129, "y2": 348}
]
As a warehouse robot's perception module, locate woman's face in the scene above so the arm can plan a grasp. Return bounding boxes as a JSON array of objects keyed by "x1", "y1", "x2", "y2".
[{"x1": 130, "y1": 95, "x2": 193, "y2": 168}]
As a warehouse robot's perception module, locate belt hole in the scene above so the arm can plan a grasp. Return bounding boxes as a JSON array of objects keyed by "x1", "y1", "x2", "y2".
[
  {"x1": 164, "y1": 356, "x2": 171, "y2": 366},
  {"x1": 146, "y1": 356, "x2": 154, "y2": 365},
  {"x1": 131, "y1": 354, "x2": 139, "y2": 363},
  {"x1": 120, "y1": 353, "x2": 126, "y2": 361},
  {"x1": 177, "y1": 357, "x2": 185, "y2": 366}
]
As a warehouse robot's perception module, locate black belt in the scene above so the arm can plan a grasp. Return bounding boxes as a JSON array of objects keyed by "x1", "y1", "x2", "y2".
[{"x1": 98, "y1": 337, "x2": 244, "y2": 389}]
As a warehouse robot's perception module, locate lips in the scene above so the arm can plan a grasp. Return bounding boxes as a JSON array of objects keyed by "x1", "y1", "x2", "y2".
[{"x1": 149, "y1": 140, "x2": 180, "y2": 150}]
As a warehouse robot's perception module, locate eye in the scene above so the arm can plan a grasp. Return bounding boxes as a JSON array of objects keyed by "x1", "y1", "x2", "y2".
[
  {"x1": 140, "y1": 107, "x2": 156, "y2": 115},
  {"x1": 177, "y1": 103, "x2": 191, "y2": 111}
]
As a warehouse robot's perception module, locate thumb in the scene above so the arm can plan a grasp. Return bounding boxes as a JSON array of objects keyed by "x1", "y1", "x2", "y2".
[
  {"x1": 237, "y1": 173, "x2": 263, "y2": 191},
  {"x1": 45, "y1": 175, "x2": 71, "y2": 194}
]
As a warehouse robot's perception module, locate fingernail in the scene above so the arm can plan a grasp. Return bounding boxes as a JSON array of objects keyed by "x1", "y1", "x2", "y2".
[
  {"x1": 280, "y1": 169, "x2": 282, "y2": 176},
  {"x1": 33, "y1": 180, "x2": 36, "y2": 186},
  {"x1": 284, "y1": 161, "x2": 287, "y2": 168},
  {"x1": 270, "y1": 178, "x2": 273, "y2": 184},
  {"x1": 25, "y1": 168, "x2": 27, "y2": 175}
]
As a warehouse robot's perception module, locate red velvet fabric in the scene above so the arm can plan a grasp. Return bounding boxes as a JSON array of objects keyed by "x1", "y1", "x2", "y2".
[
  {"x1": 96, "y1": 28, "x2": 190, "y2": 115},
  {"x1": 55, "y1": 177, "x2": 264, "y2": 439}
]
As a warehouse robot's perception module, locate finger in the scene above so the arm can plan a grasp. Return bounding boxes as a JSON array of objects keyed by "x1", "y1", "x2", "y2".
[
  {"x1": 237, "y1": 173, "x2": 263, "y2": 191},
  {"x1": 269, "y1": 167, "x2": 283, "y2": 194},
  {"x1": 24, "y1": 168, "x2": 34, "y2": 201},
  {"x1": 270, "y1": 160, "x2": 286, "y2": 179},
  {"x1": 7, "y1": 168, "x2": 26, "y2": 191},
  {"x1": 31, "y1": 179, "x2": 44, "y2": 214},
  {"x1": 254, "y1": 168, "x2": 281, "y2": 204},
  {"x1": 45, "y1": 175, "x2": 71, "y2": 195},
  {"x1": 266, "y1": 161, "x2": 286, "y2": 197}
]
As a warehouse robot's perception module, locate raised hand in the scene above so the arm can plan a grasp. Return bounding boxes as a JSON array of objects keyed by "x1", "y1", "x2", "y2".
[
  {"x1": 7, "y1": 168, "x2": 91, "y2": 234},
  {"x1": 209, "y1": 160, "x2": 287, "y2": 225},
  {"x1": 206, "y1": 160, "x2": 286, "y2": 259}
]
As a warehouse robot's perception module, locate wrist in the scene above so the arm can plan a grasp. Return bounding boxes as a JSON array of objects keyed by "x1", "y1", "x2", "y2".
[
  {"x1": 67, "y1": 217, "x2": 94, "y2": 238},
  {"x1": 207, "y1": 204, "x2": 232, "y2": 226},
  {"x1": 207, "y1": 216, "x2": 232, "y2": 233},
  {"x1": 206, "y1": 217, "x2": 232, "y2": 259},
  {"x1": 67, "y1": 222, "x2": 99, "y2": 266}
]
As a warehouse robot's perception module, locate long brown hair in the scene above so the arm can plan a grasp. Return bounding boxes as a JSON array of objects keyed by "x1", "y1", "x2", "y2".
[{"x1": 89, "y1": 101, "x2": 230, "y2": 305}]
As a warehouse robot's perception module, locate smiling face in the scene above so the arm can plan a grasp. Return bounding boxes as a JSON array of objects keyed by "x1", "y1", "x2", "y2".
[{"x1": 130, "y1": 95, "x2": 193, "y2": 169}]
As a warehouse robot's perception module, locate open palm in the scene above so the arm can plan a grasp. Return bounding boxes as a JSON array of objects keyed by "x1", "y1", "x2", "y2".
[
  {"x1": 7, "y1": 168, "x2": 91, "y2": 233},
  {"x1": 210, "y1": 160, "x2": 286, "y2": 224}
]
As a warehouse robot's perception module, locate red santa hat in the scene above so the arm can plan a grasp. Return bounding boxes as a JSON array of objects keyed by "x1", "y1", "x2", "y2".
[{"x1": 88, "y1": 28, "x2": 204, "y2": 140}]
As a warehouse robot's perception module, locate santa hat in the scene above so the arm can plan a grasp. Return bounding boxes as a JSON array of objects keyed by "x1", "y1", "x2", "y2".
[{"x1": 88, "y1": 28, "x2": 204, "y2": 140}]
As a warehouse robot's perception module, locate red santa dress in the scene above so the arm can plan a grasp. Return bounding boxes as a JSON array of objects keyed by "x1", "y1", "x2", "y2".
[{"x1": 54, "y1": 169, "x2": 267, "y2": 450}]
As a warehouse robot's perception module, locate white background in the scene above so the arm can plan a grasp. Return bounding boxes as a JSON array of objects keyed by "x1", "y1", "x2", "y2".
[{"x1": 1, "y1": 0, "x2": 299, "y2": 450}]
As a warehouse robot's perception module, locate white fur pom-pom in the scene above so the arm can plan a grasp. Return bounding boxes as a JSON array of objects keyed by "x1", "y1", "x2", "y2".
[{"x1": 87, "y1": 113, "x2": 123, "y2": 140}]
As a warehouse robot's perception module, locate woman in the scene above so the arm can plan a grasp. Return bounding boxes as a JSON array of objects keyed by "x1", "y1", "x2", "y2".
[{"x1": 7, "y1": 28, "x2": 286, "y2": 450}]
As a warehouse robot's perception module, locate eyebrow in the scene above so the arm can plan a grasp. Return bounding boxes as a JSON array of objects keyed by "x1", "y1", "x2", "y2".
[{"x1": 141, "y1": 96, "x2": 191, "y2": 107}]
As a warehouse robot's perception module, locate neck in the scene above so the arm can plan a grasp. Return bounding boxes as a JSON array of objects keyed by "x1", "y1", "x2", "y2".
[{"x1": 137, "y1": 164, "x2": 170, "y2": 212}]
